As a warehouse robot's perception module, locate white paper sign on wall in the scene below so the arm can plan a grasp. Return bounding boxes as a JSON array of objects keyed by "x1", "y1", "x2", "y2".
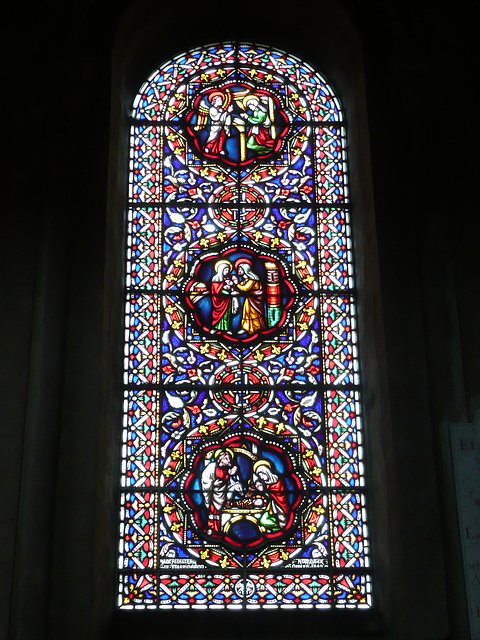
[{"x1": 450, "y1": 413, "x2": 480, "y2": 640}]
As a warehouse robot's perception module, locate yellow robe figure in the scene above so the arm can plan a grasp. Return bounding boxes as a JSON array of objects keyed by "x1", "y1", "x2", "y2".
[{"x1": 236, "y1": 278, "x2": 266, "y2": 334}]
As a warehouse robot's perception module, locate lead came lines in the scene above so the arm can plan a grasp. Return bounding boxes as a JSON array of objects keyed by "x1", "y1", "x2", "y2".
[{"x1": 119, "y1": 42, "x2": 371, "y2": 609}]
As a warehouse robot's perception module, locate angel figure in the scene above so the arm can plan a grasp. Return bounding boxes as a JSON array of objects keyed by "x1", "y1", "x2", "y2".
[{"x1": 195, "y1": 91, "x2": 234, "y2": 157}]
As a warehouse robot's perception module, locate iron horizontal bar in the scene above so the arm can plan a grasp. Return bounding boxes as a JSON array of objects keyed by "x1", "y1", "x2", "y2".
[
  {"x1": 126, "y1": 201, "x2": 351, "y2": 210},
  {"x1": 123, "y1": 382, "x2": 361, "y2": 391},
  {"x1": 129, "y1": 117, "x2": 346, "y2": 128},
  {"x1": 117, "y1": 567, "x2": 371, "y2": 576},
  {"x1": 120, "y1": 486, "x2": 367, "y2": 501},
  {"x1": 120, "y1": 488, "x2": 368, "y2": 498},
  {"x1": 118, "y1": 567, "x2": 368, "y2": 574},
  {"x1": 125, "y1": 287, "x2": 356, "y2": 296}
]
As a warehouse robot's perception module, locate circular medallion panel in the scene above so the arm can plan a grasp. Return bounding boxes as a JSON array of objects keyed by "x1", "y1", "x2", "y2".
[
  {"x1": 186, "y1": 83, "x2": 290, "y2": 167},
  {"x1": 184, "y1": 247, "x2": 296, "y2": 344},
  {"x1": 184, "y1": 435, "x2": 304, "y2": 550}
]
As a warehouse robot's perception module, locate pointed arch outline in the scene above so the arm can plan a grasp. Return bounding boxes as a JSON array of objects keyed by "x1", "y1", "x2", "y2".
[{"x1": 117, "y1": 41, "x2": 372, "y2": 610}]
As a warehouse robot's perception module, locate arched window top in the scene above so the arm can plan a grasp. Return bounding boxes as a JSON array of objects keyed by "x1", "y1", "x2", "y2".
[
  {"x1": 132, "y1": 42, "x2": 343, "y2": 124},
  {"x1": 119, "y1": 42, "x2": 370, "y2": 610}
]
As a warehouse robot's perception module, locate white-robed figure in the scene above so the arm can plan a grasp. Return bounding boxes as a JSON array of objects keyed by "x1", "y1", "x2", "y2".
[
  {"x1": 199, "y1": 91, "x2": 233, "y2": 157},
  {"x1": 201, "y1": 448, "x2": 240, "y2": 534}
]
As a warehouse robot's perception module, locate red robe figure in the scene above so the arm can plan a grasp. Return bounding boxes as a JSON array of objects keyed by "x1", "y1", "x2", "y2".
[
  {"x1": 211, "y1": 260, "x2": 237, "y2": 332},
  {"x1": 253, "y1": 460, "x2": 288, "y2": 532},
  {"x1": 202, "y1": 92, "x2": 233, "y2": 157}
]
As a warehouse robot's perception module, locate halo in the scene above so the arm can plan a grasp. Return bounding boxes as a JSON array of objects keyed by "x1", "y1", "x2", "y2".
[
  {"x1": 209, "y1": 90, "x2": 231, "y2": 109},
  {"x1": 234, "y1": 258, "x2": 252, "y2": 270},
  {"x1": 214, "y1": 259, "x2": 231, "y2": 273},
  {"x1": 214, "y1": 447, "x2": 234, "y2": 460},
  {"x1": 209, "y1": 91, "x2": 225, "y2": 104},
  {"x1": 242, "y1": 95, "x2": 258, "y2": 110},
  {"x1": 253, "y1": 459, "x2": 271, "y2": 473}
]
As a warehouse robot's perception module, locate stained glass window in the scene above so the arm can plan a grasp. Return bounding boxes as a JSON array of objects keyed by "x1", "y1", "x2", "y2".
[{"x1": 118, "y1": 42, "x2": 372, "y2": 609}]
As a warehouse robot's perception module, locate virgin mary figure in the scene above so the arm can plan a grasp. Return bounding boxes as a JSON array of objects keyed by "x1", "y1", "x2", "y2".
[
  {"x1": 211, "y1": 260, "x2": 237, "y2": 332},
  {"x1": 240, "y1": 95, "x2": 276, "y2": 154},
  {"x1": 252, "y1": 460, "x2": 288, "y2": 532}
]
